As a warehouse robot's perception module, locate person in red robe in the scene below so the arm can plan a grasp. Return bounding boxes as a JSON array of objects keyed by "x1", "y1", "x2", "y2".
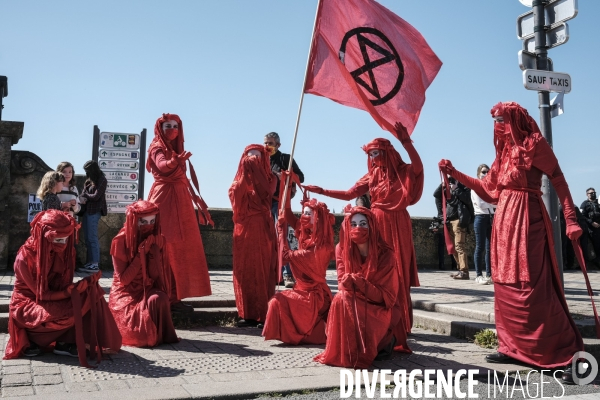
[
  {"x1": 439, "y1": 101, "x2": 584, "y2": 379},
  {"x1": 229, "y1": 144, "x2": 278, "y2": 327},
  {"x1": 262, "y1": 196, "x2": 334, "y2": 344},
  {"x1": 304, "y1": 123, "x2": 422, "y2": 335},
  {"x1": 109, "y1": 200, "x2": 179, "y2": 347},
  {"x1": 5, "y1": 210, "x2": 121, "y2": 365},
  {"x1": 314, "y1": 206, "x2": 411, "y2": 369},
  {"x1": 146, "y1": 114, "x2": 213, "y2": 313}
]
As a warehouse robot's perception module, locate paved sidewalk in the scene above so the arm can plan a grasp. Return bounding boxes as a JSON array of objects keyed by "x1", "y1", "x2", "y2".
[{"x1": 0, "y1": 268, "x2": 598, "y2": 398}]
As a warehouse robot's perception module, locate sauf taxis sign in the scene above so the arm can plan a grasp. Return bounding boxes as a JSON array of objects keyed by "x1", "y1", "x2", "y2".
[{"x1": 523, "y1": 70, "x2": 571, "y2": 93}]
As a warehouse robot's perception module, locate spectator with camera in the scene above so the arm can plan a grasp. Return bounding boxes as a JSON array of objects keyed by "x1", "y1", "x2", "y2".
[
  {"x1": 472, "y1": 164, "x2": 495, "y2": 284},
  {"x1": 434, "y1": 177, "x2": 473, "y2": 280},
  {"x1": 429, "y1": 216, "x2": 457, "y2": 270},
  {"x1": 581, "y1": 188, "x2": 600, "y2": 266}
]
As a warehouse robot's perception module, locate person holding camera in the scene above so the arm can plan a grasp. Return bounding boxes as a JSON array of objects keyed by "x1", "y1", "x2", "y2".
[
  {"x1": 580, "y1": 188, "x2": 600, "y2": 265},
  {"x1": 429, "y1": 216, "x2": 457, "y2": 270},
  {"x1": 472, "y1": 164, "x2": 495, "y2": 284},
  {"x1": 434, "y1": 177, "x2": 473, "y2": 280}
]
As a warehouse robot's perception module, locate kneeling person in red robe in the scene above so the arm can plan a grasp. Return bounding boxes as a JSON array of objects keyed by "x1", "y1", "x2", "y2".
[
  {"x1": 262, "y1": 197, "x2": 334, "y2": 344},
  {"x1": 314, "y1": 206, "x2": 410, "y2": 369},
  {"x1": 109, "y1": 200, "x2": 179, "y2": 347},
  {"x1": 5, "y1": 210, "x2": 122, "y2": 363}
]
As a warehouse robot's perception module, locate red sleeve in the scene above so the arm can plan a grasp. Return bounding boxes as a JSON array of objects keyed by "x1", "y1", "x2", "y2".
[
  {"x1": 14, "y1": 256, "x2": 37, "y2": 294},
  {"x1": 532, "y1": 138, "x2": 579, "y2": 228},
  {"x1": 449, "y1": 169, "x2": 497, "y2": 204},
  {"x1": 153, "y1": 149, "x2": 176, "y2": 173},
  {"x1": 335, "y1": 244, "x2": 347, "y2": 290},
  {"x1": 403, "y1": 141, "x2": 423, "y2": 176},
  {"x1": 321, "y1": 174, "x2": 370, "y2": 201},
  {"x1": 111, "y1": 237, "x2": 142, "y2": 286}
]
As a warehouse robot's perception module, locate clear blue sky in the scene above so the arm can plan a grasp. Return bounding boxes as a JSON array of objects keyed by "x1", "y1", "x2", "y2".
[{"x1": 3, "y1": 1, "x2": 598, "y2": 216}]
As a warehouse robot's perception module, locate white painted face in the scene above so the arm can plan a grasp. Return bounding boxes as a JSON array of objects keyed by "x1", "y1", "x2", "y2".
[
  {"x1": 350, "y1": 213, "x2": 368, "y2": 229},
  {"x1": 53, "y1": 237, "x2": 68, "y2": 244},
  {"x1": 368, "y1": 150, "x2": 380, "y2": 159},
  {"x1": 247, "y1": 149, "x2": 261, "y2": 158},
  {"x1": 162, "y1": 120, "x2": 179, "y2": 131},
  {"x1": 138, "y1": 214, "x2": 157, "y2": 226},
  {"x1": 302, "y1": 206, "x2": 314, "y2": 224}
]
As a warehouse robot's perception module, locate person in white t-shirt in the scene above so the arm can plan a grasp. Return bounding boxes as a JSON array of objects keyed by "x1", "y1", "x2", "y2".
[
  {"x1": 471, "y1": 164, "x2": 495, "y2": 284},
  {"x1": 56, "y1": 162, "x2": 81, "y2": 219}
]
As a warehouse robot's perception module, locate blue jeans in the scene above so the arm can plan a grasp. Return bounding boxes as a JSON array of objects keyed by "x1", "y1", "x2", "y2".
[
  {"x1": 474, "y1": 214, "x2": 492, "y2": 277},
  {"x1": 271, "y1": 201, "x2": 293, "y2": 278},
  {"x1": 83, "y1": 212, "x2": 101, "y2": 264}
]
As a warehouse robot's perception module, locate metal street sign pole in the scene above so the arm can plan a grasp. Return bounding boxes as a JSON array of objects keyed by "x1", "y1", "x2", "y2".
[{"x1": 533, "y1": 0, "x2": 564, "y2": 284}]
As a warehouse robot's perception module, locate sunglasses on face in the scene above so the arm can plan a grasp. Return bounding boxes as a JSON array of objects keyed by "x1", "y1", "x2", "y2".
[{"x1": 588, "y1": 192, "x2": 596, "y2": 196}]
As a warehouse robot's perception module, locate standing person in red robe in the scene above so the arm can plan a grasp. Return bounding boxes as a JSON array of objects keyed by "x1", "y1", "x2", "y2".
[
  {"x1": 314, "y1": 206, "x2": 410, "y2": 369},
  {"x1": 304, "y1": 123, "x2": 422, "y2": 335},
  {"x1": 262, "y1": 196, "x2": 334, "y2": 344},
  {"x1": 146, "y1": 114, "x2": 213, "y2": 313},
  {"x1": 5, "y1": 210, "x2": 121, "y2": 364},
  {"x1": 109, "y1": 200, "x2": 179, "y2": 347},
  {"x1": 439, "y1": 101, "x2": 584, "y2": 382},
  {"x1": 229, "y1": 144, "x2": 278, "y2": 327}
]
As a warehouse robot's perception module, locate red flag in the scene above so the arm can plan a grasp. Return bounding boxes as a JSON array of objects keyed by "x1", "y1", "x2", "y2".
[{"x1": 305, "y1": 0, "x2": 442, "y2": 136}]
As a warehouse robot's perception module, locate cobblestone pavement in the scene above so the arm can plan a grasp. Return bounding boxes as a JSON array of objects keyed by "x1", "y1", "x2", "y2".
[{"x1": 0, "y1": 268, "x2": 598, "y2": 398}]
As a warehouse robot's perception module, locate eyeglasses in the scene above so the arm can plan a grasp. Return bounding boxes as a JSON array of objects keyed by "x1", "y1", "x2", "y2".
[{"x1": 481, "y1": 170, "x2": 489, "y2": 174}]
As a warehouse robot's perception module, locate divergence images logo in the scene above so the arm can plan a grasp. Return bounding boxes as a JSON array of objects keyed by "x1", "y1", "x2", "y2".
[
  {"x1": 573, "y1": 351, "x2": 598, "y2": 385},
  {"x1": 339, "y1": 27, "x2": 404, "y2": 106}
]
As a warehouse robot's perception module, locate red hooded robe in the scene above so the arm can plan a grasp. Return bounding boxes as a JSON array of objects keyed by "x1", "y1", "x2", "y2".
[
  {"x1": 262, "y1": 198, "x2": 334, "y2": 345},
  {"x1": 314, "y1": 206, "x2": 410, "y2": 369},
  {"x1": 305, "y1": 136, "x2": 422, "y2": 336},
  {"x1": 109, "y1": 200, "x2": 179, "y2": 347},
  {"x1": 5, "y1": 210, "x2": 122, "y2": 362},
  {"x1": 229, "y1": 144, "x2": 278, "y2": 322},
  {"x1": 146, "y1": 114, "x2": 212, "y2": 302},
  {"x1": 440, "y1": 102, "x2": 584, "y2": 368}
]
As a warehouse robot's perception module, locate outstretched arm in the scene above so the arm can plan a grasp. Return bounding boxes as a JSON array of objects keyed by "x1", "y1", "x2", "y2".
[
  {"x1": 304, "y1": 175, "x2": 369, "y2": 201},
  {"x1": 439, "y1": 160, "x2": 496, "y2": 204},
  {"x1": 395, "y1": 122, "x2": 423, "y2": 176}
]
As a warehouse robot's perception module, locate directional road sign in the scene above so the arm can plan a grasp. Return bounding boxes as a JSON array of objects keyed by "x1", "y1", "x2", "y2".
[
  {"x1": 98, "y1": 149, "x2": 139, "y2": 159},
  {"x1": 523, "y1": 23, "x2": 569, "y2": 52},
  {"x1": 100, "y1": 132, "x2": 140, "y2": 150},
  {"x1": 523, "y1": 69, "x2": 571, "y2": 93},
  {"x1": 107, "y1": 182, "x2": 138, "y2": 192},
  {"x1": 106, "y1": 192, "x2": 138, "y2": 202},
  {"x1": 517, "y1": 0, "x2": 578, "y2": 39},
  {"x1": 107, "y1": 203, "x2": 130, "y2": 214},
  {"x1": 105, "y1": 171, "x2": 139, "y2": 181},
  {"x1": 98, "y1": 160, "x2": 138, "y2": 170}
]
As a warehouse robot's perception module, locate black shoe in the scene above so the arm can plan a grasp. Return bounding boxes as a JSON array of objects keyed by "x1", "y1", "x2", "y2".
[
  {"x1": 561, "y1": 366, "x2": 574, "y2": 385},
  {"x1": 170, "y1": 301, "x2": 194, "y2": 314},
  {"x1": 236, "y1": 319, "x2": 259, "y2": 328},
  {"x1": 23, "y1": 343, "x2": 42, "y2": 357},
  {"x1": 256, "y1": 323, "x2": 264, "y2": 329},
  {"x1": 375, "y1": 335, "x2": 396, "y2": 361},
  {"x1": 485, "y1": 352, "x2": 513, "y2": 363},
  {"x1": 53, "y1": 342, "x2": 78, "y2": 358}
]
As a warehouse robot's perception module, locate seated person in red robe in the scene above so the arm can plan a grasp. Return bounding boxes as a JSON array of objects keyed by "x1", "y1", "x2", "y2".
[
  {"x1": 5, "y1": 210, "x2": 122, "y2": 364},
  {"x1": 314, "y1": 206, "x2": 410, "y2": 369},
  {"x1": 109, "y1": 200, "x2": 179, "y2": 347},
  {"x1": 262, "y1": 196, "x2": 334, "y2": 344},
  {"x1": 229, "y1": 145, "x2": 278, "y2": 327}
]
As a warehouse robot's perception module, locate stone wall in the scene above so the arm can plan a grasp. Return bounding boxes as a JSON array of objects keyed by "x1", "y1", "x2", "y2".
[{"x1": 7, "y1": 150, "x2": 475, "y2": 271}]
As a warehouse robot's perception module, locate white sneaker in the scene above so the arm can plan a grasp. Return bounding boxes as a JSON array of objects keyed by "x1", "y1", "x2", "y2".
[
  {"x1": 475, "y1": 276, "x2": 487, "y2": 284},
  {"x1": 486, "y1": 276, "x2": 493, "y2": 284}
]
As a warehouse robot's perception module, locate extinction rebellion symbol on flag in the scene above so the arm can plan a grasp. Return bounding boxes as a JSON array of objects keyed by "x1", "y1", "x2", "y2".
[{"x1": 338, "y1": 27, "x2": 405, "y2": 106}]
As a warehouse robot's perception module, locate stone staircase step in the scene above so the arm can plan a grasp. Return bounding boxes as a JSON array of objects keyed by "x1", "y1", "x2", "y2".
[
  {"x1": 412, "y1": 309, "x2": 495, "y2": 339},
  {"x1": 412, "y1": 299, "x2": 494, "y2": 323}
]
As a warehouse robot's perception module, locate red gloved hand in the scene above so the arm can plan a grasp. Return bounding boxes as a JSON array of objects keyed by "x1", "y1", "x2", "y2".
[
  {"x1": 438, "y1": 159, "x2": 455, "y2": 176},
  {"x1": 178, "y1": 151, "x2": 192, "y2": 163},
  {"x1": 566, "y1": 223, "x2": 583, "y2": 241},
  {"x1": 276, "y1": 217, "x2": 286, "y2": 235},
  {"x1": 303, "y1": 185, "x2": 324, "y2": 195},
  {"x1": 340, "y1": 274, "x2": 354, "y2": 291},
  {"x1": 394, "y1": 122, "x2": 412, "y2": 146}
]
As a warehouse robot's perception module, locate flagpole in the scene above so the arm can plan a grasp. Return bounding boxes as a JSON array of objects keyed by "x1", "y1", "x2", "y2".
[{"x1": 279, "y1": 0, "x2": 321, "y2": 217}]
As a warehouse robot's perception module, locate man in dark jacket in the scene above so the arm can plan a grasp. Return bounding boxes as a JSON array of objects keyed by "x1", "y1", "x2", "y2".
[
  {"x1": 264, "y1": 132, "x2": 304, "y2": 288},
  {"x1": 580, "y1": 188, "x2": 600, "y2": 265},
  {"x1": 434, "y1": 178, "x2": 472, "y2": 280}
]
